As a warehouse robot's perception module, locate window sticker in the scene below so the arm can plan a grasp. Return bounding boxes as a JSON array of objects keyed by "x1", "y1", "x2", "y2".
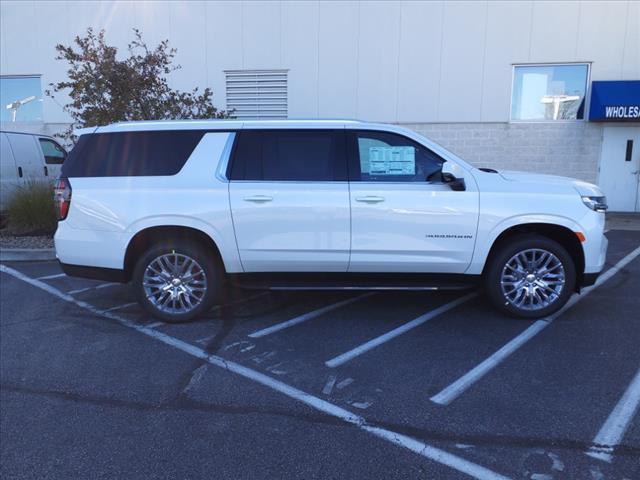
[{"x1": 366, "y1": 146, "x2": 415, "y2": 175}]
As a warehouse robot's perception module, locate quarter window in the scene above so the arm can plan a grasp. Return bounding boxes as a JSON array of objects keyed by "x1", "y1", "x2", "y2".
[
  {"x1": 61, "y1": 131, "x2": 204, "y2": 177},
  {"x1": 350, "y1": 131, "x2": 444, "y2": 183},
  {"x1": 229, "y1": 130, "x2": 346, "y2": 181},
  {"x1": 511, "y1": 64, "x2": 589, "y2": 121}
]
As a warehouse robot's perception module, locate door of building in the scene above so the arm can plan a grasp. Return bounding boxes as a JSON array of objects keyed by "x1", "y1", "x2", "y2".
[{"x1": 598, "y1": 126, "x2": 640, "y2": 212}]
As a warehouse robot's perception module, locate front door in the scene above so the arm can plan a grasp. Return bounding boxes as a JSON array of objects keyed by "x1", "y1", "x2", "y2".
[
  {"x1": 229, "y1": 129, "x2": 350, "y2": 272},
  {"x1": 347, "y1": 130, "x2": 479, "y2": 273},
  {"x1": 598, "y1": 126, "x2": 640, "y2": 212}
]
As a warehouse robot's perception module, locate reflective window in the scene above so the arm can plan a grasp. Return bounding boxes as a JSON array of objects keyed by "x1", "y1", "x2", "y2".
[
  {"x1": 351, "y1": 131, "x2": 444, "y2": 183},
  {"x1": 0, "y1": 76, "x2": 43, "y2": 122},
  {"x1": 39, "y1": 138, "x2": 66, "y2": 165},
  {"x1": 229, "y1": 130, "x2": 346, "y2": 181},
  {"x1": 61, "y1": 131, "x2": 204, "y2": 177},
  {"x1": 511, "y1": 64, "x2": 589, "y2": 121}
]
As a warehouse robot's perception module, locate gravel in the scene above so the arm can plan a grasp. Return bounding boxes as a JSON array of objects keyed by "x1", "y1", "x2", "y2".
[{"x1": 0, "y1": 231, "x2": 54, "y2": 249}]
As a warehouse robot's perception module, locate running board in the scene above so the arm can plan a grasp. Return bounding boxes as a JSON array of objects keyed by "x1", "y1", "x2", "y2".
[
  {"x1": 229, "y1": 272, "x2": 480, "y2": 292},
  {"x1": 267, "y1": 285, "x2": 473, "y2": 291}
]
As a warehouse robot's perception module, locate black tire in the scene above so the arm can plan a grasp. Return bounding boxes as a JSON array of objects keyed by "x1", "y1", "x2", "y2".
[
  {"x1": 132, "y1": 239, "x2": 222, "y2": 323},
  {"x1": 484, "y1": 235, "x2": 576, "y2": 319}
]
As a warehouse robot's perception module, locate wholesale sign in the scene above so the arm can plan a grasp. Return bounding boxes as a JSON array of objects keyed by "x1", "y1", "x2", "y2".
[{"x1": 589, "y1": 80, "x2": 640, "y2": 122}]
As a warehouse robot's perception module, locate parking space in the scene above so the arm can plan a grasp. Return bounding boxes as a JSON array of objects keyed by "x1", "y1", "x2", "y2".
[{"x1": 2, "y1": 230, "x2": 639, "y2": 479}]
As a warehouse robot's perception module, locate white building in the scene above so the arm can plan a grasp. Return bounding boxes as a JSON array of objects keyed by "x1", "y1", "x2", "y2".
[{"x1": 1, "y1": 0, "x2": 639, "y2": 210}]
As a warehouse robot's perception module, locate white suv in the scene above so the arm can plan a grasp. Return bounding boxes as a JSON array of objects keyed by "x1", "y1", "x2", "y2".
[{"x1": 54, "y1": 120, "x2": 608, "y2": 322}]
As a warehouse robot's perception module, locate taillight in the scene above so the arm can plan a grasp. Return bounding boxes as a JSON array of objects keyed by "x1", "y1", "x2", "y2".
[{"x1": 54, "y1": 177, "x2": 72, "y2": 221}]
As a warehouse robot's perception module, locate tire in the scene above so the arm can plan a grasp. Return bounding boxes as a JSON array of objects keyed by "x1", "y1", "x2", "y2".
[
  {"x1": 132, "y1": 239, "x2": 222, "y2": 323},
  {"x1": 484, "y1": 235, "x2": 576, "y2": 319}
]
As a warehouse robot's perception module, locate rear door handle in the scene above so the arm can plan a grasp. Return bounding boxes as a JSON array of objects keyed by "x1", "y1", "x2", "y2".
[
  {"x1": 355, "y1": 195, "x2": 385, "y2": 203},
  {"x1": 243, "y1": 195, "x2": 273, "y2": 203}
]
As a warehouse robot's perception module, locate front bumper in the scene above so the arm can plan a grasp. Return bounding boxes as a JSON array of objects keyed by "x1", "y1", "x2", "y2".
[{"x1": 581, "y1": 232, "x2": 608, "y2": 288}]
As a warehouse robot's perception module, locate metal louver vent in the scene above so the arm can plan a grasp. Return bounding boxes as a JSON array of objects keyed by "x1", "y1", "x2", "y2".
[{"x1": 225, "y1": 69, "x2": 288, "y2": 120}]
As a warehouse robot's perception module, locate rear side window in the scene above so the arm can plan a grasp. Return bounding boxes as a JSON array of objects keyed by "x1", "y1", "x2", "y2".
[
  {"x1": 229, "y1": 130, "x2": 346, "y2": 181},
  {"x1": 61, "y1": 130, "x2": 205, "y2": 177}
]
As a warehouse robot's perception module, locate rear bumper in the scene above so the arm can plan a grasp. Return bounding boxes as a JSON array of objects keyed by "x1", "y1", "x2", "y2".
[{"x1": 59, "y1": 261, "x2": 127, "y2": 283}]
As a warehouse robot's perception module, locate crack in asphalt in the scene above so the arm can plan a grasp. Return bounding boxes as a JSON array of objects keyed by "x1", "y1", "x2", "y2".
[
  {"x1": 3, "y1": 381, "x2": 639, "y2": 459},
  {"x1": 0, "y1": 382, "x2": 347, "y2": 429}
]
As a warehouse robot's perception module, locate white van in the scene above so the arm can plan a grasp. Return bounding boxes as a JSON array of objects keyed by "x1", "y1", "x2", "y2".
[{"x1": 0, "y1": 131, "x2": 67, "y2": 210}]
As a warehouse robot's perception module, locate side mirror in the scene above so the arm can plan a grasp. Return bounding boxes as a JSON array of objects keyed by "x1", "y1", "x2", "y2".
[{"x1": 441, "y1": 162, "x2": 466, "y2": 191}]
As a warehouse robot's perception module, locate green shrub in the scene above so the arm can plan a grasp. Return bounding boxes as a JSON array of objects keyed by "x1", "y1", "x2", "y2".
[{"x1": 5, "y1": 180, "x2": 57, "y2": 236}]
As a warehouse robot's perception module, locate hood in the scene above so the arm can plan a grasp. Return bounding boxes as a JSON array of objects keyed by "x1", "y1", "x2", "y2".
[{"x1": 497, "y1": 170, "x2": 604, "y2": 197}]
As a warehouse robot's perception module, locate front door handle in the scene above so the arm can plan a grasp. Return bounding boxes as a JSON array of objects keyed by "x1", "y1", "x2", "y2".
[
  {"x1": 243, "y1": 195, "x2": 273, "y2": 203},
  {"x1": 631, "y1": 170, "x2": 639, "y2": 175},
  {"x1": 355, "y1": 195, "x2": 385, "y2": 203}
]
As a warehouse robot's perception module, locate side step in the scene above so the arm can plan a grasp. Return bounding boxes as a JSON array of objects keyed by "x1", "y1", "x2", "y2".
[{"x1": 228, "y1": 272, "x2": 480, "y2": 291}]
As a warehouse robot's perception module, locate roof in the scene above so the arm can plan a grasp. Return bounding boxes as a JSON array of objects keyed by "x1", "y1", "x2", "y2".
[{"x1": 94, "y1": 119, "x2": 365, "y2": 133}]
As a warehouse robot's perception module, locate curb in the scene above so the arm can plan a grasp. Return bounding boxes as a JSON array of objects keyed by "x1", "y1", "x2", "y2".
[{"x1": 0, "y1": 248, "x2": 56, "y2": 262}]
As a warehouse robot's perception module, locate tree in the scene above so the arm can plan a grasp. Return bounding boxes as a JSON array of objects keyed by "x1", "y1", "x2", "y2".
[{"x1": 47, "y1": 28, "x2": 230, "y2": 143}]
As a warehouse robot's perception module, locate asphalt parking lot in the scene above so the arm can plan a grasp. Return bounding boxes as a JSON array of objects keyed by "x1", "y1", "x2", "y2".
[{"x1": 1, "y1": 230, "x2": 639, "y2": 480}]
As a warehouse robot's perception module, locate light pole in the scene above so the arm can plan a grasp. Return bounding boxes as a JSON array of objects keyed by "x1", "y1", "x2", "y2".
[{"x1": 5, "y1": 95, "x2": 36, "y2": 122}]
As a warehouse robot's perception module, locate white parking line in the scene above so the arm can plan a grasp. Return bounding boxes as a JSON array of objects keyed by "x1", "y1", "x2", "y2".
[
  {"x1": 325, "y1": 292, "x2": 478, "y2": 368},
  {"x1": 67, "y1": 282, "x2": 119, "y2": 295},
  {"x1": 36, "y1": 273, "x2": 66, "y2": 280},
  {"x1": 103, "y1": 302, "x2": 137, "y2": 312},
  {"x1": 431, "y1": 245, "x2": 640, "y2": 406},
  {"x1": 0, "y1": 264, "x2": 511, "y2": 480},
  {"x1": 248, "y1": 292, "x2": 375, "y2": 338},
  {"x1": 586, "y1": 366, "x2": 640, "y2": 463}
]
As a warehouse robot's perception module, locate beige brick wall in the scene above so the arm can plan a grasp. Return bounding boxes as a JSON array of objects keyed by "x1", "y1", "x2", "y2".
[{"x1": 402, "y1": 122, "x2": 603, "y2": 184}]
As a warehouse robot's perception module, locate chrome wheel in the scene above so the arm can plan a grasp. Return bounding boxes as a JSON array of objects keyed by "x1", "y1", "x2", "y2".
[
  {"x1": 500, "y1": 248, "x2": 565, "y2": 311},
  {"x1": 142, "y1": 253, "x2": 208, "y2": 315}
]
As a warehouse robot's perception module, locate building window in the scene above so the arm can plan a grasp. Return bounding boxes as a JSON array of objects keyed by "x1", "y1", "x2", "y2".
[
  {"x1": 511, "y1": 64, "x2": 589, "y2": 121},
  {"x1": 0, "y1": 75, "x2": 43, "y2": 122},
  {"x1": 225, "y1": 70, "x2": 288, "y2": 120}
]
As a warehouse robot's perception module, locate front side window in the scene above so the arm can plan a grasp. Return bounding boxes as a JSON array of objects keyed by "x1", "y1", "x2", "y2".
[
  {"x1": 511, "y1": 64, "x2": 589, "y2": 121},
  {"x1": 0, "y1": 75, "x2": 43, "y2": 122},
  {"x1": 229, "y1": 130, "x2": 346, "y2": 181},
  {"x1": 39, "y1": 138, "x2": 66, "y2": 165},
  {"x1": 350, "y1": 131, "x2": 444, "y2": 183}
]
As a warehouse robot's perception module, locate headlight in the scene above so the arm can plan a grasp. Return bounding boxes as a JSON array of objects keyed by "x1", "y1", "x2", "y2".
[{"x1": 582, "y1": 196, "x2": 608, "y2": 212}]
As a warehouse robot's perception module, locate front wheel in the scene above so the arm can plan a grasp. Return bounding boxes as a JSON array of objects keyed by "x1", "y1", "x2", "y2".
[
  {"x1": 132, "y1": 240, "x2": 222, "y2": 322},
  {"x1": 484, "y1": 235, "x2": 576, "y2": 319}
]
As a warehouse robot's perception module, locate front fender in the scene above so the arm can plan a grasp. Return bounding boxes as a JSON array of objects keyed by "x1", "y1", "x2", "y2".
[{"x1": 466, "y1": 214, "x2": 583, "y2": 275}]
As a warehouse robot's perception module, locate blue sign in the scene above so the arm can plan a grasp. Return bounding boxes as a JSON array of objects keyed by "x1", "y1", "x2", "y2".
[{"x1": 589, "y1": 80, "x2": 640, "y2": 122}]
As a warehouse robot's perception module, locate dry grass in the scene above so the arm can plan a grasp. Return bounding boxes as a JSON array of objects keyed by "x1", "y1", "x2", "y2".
[{"x1": 5, "y1": 180, "x2": 57, "y2": 236}]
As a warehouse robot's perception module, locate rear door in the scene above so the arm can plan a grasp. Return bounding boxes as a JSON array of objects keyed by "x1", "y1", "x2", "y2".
[
  {"x1": 228, "y1": 129, "x2": 350, "y2": 272},
  {"x1": 347, "y1": 129, "x2": 479, "y2": 273}
]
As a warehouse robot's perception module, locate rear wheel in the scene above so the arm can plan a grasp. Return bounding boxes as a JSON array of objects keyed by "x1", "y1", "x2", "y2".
[
  {"x1": 132, "y1": 240, "x2": 221, "y2": 322},
  {"x1": 484, "y1": 235, "x2": 576, "y2": 319}
]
